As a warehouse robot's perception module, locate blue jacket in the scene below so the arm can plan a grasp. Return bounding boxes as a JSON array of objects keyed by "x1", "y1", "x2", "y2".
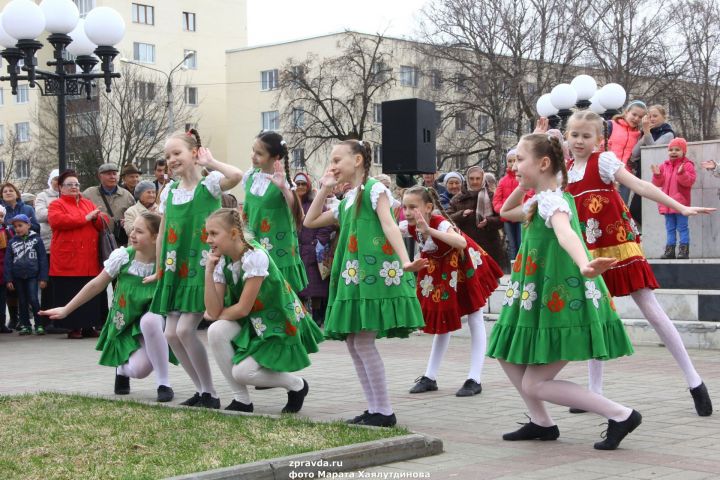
[
  {"x1": 4, "y1": 231, "x2": 48, "y2": 282},
  {"x1": 2, "y1": 200, "x2": 40, "y2": 234}
]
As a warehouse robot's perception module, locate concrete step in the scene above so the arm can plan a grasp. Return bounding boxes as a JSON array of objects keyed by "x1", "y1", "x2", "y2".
[{"x1": 647, "y1": 258, "x2": 720, "y2": 290}]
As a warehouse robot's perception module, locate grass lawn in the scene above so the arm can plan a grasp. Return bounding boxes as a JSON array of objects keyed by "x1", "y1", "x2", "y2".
[{"x1": 0, "y1": 392, "x2": 407, "y2": 480}]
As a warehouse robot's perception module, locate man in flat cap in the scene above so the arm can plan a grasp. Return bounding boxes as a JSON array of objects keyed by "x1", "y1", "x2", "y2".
[{"x1": 83, "y1": 163, "x2": 135, "y2": 246}]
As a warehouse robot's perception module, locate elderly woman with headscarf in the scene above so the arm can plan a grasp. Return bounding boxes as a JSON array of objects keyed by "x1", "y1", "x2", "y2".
[
  {"x1": 446, "y1": 166, "x2": 506, "y2": 267},
  {"x1": 123, "y1": 181, "x2": 157, "y2": 236},
  {"x1": 439, "y1": 172, "x2": 464, "y2": 209}
]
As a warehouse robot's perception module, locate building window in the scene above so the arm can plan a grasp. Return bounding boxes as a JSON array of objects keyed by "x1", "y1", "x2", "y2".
[
  {"x1": 183, "y1": 12, "x2": 196, "y2": 32},
  {"x1": 373, "y1": 144, "x2": 382, "y2": 166},
  {"x1": 430, "y1": 70, "x2": 442, "y2": 90},
  {"x1": 185, "y1": 123, "x2": 197, "y2": 132},
  {"x1": 16, "y1": 84, "x2": 29, "y2": 104},
  {"x1": 502, "y1": 117, "x2": 515, "y2": 137},
  {"x1": 478, "y1": 115, "x2": 490, "y2": 134},
  {"x1": 455, "y1": 113, "x2": 467, "y2": 131},
  {"x1": 15, "y1": 159, "x2": 29, "y2": 180},
  {"x1": 184, "y1": 50, "x2": 197, "y2": 69},
  {"x1": 455, "y1": 73, "x2": 468, "y2": 93},
  {"x1": 399, "y1": 66, "x2": 418, "y2": 87},
  {"x1": 434, "y1": 110, "x2": 442, "y2": 130},
  {"x1": 0, "y1": 87, "x2": 3, "y2": 105},
  {"x1": 0, "y1": 125, "x2": 4, "y2": 144},
  {"x1": 291, "y1": 149, "x2": 304, "y2": 168},
  {"x1": 135, "y1": 120, "x2": 157, "y2": 138},
  {"x1": 261, "y1": 111, "x2": 279, "y2": 131},
  {"x1": 290, "y1": 65, "x2": 304, "y2": 88},
  {"x1": 185, "y1": 86, "x2": 198, "y2": 105},
  {"x1": 138, "y1": 157, "x2": 155, "y2": 174},
  {"x1": 0, "y1": 161, "x2": 4, "y2": 180},
  {"x1": 133, "y1": 42, "x2": 155, "y2": 63},
  {"x1": 134, "y1": 81, "x2": 155, "y2": 101},
  {"x1": 261, "y1": 69, "x2": 279, "y2": 91},
  {"x1": 526, "y1": 82, "x2": 537, "y2": 96},
  {"x1": 15, "y1": 122, "x2": 30, "y2": 142},
  {"x1": 292, "y1": 108, "x2": 305, "y2": 128},
  {"x1": 73, "y1": 0, "x2": 95, "y2": 17},
  {"x1": 373, "y1": 103, "x2": 382, "y2": 124},
  {"x1": 131, "y1": 3, "x2": 154, "y2": 25},
  {"x1": 371, "y1": 61, "x2": 389, "y2": 83}
]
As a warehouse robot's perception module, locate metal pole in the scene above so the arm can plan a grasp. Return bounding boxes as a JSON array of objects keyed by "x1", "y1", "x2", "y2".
[
  {"x1": 166, "y1": 76, "x2": 174, "y2": 134},
  {"x1": 58, "y1": 93, "x2": 67, "y2": 172}
]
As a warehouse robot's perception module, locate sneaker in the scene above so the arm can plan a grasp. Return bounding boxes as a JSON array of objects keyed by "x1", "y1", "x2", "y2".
[
  {"x1": 568, "y1": 407, "x2": 588, "y2": 414},
  {"x1": 179, "y1": 392, "x2": 201, "y2": 406},
  {"x1": 114, "y1": 374, "x2": 130, "y2": 395},
  {"x1": 34, "y1": 326, "x2": 46, "y2": 336},
  {"x1": 409, "y1": 376, "x2": 438, "y2": 394},
  {"x1": 225, "y1": 400, "x2": 254, "y2": 413},
  {"x1": 359, "y1": 412, "x2": 397, "y2": 428},
  {"x1": 198, "y1": 392, "x2": 220, "y2": 409},
  {"x1": 690, "y1": 382, "x2": 713, "y2": 417},
  {"x1": 346, "y1": 410, "x2": 371, "y2": 424},
  {"x1": 18, "y1": 326, "x2": 32, "y2": 336},
  {"x1": 282, "y1": 379, "x2": 309, "y2": 413},
  {"x1": 455, "y1": 379, "x2": 482, "y2": 397},
  {"x1": 593, "y1": 410, "x2": 642, "y2": 450},
  {"x1": 503, "y1": 421, "x2": 560, "y2": 441},
  {"x1": 156, "y1": 385, "x2": 174, "y2": 403}
]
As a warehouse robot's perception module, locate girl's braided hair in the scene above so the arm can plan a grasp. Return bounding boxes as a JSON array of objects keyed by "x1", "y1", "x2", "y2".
[
  {"x1": 256, "y1": 131, "x2": 304, "y2": 229},
  {"x1": 338, "y1": 139, "x2": 372, "y2": 216},
  {"x1": 519, "y1": 133, "x2": 568, "y2": 223},
  {"x1": 206, "y1": 208, "x2": 255, "y2": 248}
]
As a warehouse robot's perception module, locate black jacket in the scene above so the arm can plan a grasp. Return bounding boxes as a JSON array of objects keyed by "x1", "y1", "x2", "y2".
[{"x1": 4, "y1": 231, "x2": 48, "y2": 281}]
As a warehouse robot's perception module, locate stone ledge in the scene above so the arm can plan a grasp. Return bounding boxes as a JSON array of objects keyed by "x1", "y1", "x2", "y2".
[{"x1": 166, "y1": 433, "x2": 443, "y2": 480}]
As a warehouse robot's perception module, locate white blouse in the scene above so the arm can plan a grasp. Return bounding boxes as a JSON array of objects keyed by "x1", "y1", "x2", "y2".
[
  {"x1": 213, "y1": 249, "x2": 270, "y2": 284},
  {"x1": 523, "y1": 188, "x2": 573, "y2": 228},
  {"x1": 103, "y1": 247, "x2": 155, "y2": 279},
  {"x1": 398, "y1": 219, "x2": 451, "y2": 252},
  {"x1": 158, "y1": 171, "x2": 225, "y2": 214},
  {"x1": 241, "y1": 169, "x2": 292, "y2": 197},
  {"x1": 331, "y1": 182, "x2": 400, "y2": 219},
  {"x1": 568, "y1": 152, "x2": 624, "y2": 185}
]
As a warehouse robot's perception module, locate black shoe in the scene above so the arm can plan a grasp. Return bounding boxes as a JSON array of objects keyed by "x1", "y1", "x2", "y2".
[
  {"x1": 282, "y1": 379, "x2": 309, "y2": 413},
  {"x1": 156, "y1": 385, "x2": 174, "y2": 402},
  {"x1": 179, "y1": 392, "x2": 201, "y2": 406},
  {"x1": 594, "y1": 410, "x2": 642, "y2": 450},
  {"x1": 225, "y1": 399, "x2": 254, "y2": 412},
  {"x1": 678, "y1": 244, "x2": 690, "y2": 259},
  {"x1": 198, "y1": 392, "x2": 220, "y2": 409},
  {"x1": 114, "y1": 374, "x2": 130, "y2": 395},
  {"x1": 690, "y1": 382, "x2": 713, "y2": 416},
  {"x1": 346, "y1": 410, "x2": 371, "y2": 424},
  {"x1": 0, "y1": 325, "x2": 12, "y2": 334},
  {"x1": 569, "y1": 407, "x2": 588, "y2": 414},
  {"x1": 455, "y1": 379, "x2": 482, "y2": 397},
  {"x1": 661, "y1": 245, "x2": 676, "y2": 259},
  {"x1": 503, "y1": 421, "x2": 560, "y2": 441},
  {"x1": 409, "y1": 376, "x2": 438, "y2": 394},
  {"x1": 359, "y1": 412, "x2": 397, "y2": 428}
]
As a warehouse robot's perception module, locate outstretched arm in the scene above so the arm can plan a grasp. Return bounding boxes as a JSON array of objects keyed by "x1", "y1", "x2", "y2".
[
  {"x1": 616, "y1": 168, "x2": 715, "y2": 216},
  {"x1": 551, "y1": 212, "x2": 615, "y2": 279},
  {"x1": 40, "y1": 271, "x2": 113, "y2": 319}
]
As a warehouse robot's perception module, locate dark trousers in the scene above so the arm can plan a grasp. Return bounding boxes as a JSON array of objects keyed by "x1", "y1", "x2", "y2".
[
  {"x1": 503, "y1": 221, "x2": 522, "y2": 262},
  {"x1": 14, "y1": 278, "x2": 41, "y2": 329},
  {"x1": 0, "y1": 284, "x2": 6, "y2": 327}
]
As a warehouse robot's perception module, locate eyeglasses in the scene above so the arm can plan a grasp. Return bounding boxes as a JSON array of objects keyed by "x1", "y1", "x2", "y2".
[{"x1": 62, "y1": 183, "x2": 81, "y2": 188}]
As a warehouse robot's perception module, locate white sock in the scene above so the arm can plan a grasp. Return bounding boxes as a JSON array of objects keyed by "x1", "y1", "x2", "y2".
[
  {"x1": 232, "y1": 356, "x2": 304, "y2": 391},
  {"x1": 467, "y1": 309, "x2": 486, "y2": 383},
  {"x1": 424, "y1": 333, "x2": 450, "y2": 380},
  {"x1": 117, "y1": 339, "x2": 152, "y2": 379},
  {"x1": 353, "y1": 331, "x2": 392, "y2": 416},
  {"x1": 347, "y1": 333, "x2": 375, "y2": 411},
  {"x1": 139, "y1": 313, "x2": 171, "y2": 387},
  {"x1": 587, "y1": 360, "x2": 604, "y2": 395},
  {"x1": 208, "y1": 320, "x2": 251, "y2": 404},
  {"x1": 631, "y1": 288, "x2": 702, "y2": 388}
]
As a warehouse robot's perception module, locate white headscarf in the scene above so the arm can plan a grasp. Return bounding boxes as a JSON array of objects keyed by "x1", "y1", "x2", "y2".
[{"x1": 48, "y1": 169, "x2": 60, "y2": 190}]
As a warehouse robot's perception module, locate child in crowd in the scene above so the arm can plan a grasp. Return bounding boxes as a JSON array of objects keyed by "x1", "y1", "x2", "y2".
[
  {"x1": 5, "y1": 214, "x2": 47, "y2": 335},
  {"x1": 42, "y1": 212, "x2": 175, "y2": 402},
  {"x1": 242, "y1": 131, "x2": 307, "y2": 293},
  {"x1": 147, "y1": 129, "x2": 243, "y2": 409},
  {"x1": 401, "y1": 186, "x2": 503, "y2": 397},
  {"x1": 494, "y1": 150, "x2": 521, "y2": 263},
  {"x1": 651, "y1": 138, "x2": 697, "y2": 259},
  {"x1": 560, "y1": 111, "x2": 714, "y2": 416},
  {"x1": 304, "y1": 140, "x2": 426, "y2": 427},
  {"x1": 488, "y1": 133, "x2": 640, "y2": 450},
  {"x1": 204, "y1": 209, "x2": 324, "y2": 413},
  {"x1": 0, "y1": 206, "x2": 11, "y2": 333}
]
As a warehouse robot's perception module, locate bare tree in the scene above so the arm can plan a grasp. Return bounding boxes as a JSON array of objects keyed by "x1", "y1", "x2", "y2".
[{"x1": 0, "y1": 125, "x2": 42, "y2": 192}]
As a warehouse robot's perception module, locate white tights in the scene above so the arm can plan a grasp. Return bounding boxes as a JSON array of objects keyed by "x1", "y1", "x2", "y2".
[
  {"x1": 346, "y1": 331, "x2": 392, "y2": 416},
  {"x1": 424, "y1": 309, "x2": 486, "y2": 382},
  {"x1": 165, "y1": 312, "x2": 216, "y2": 397},
  {"x1": 116, "y1": 313, "x2": 170, "y2": 387},
  {"x1": 585, "y1": 288, "x2": 702, "y2": 394}
]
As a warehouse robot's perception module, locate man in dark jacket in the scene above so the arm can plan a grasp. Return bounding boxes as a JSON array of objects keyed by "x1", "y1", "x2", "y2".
[{"x1": 5, "y1": 214, "x2": 48, "y2": 335}]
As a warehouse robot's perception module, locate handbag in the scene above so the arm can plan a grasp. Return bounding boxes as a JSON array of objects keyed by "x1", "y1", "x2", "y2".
[
  {"x1": 98, "y1": 189, "x2": 129, "y2": 246},
  {"x1": 99, "y1": 215, "x2": 118, "y2": 263}
]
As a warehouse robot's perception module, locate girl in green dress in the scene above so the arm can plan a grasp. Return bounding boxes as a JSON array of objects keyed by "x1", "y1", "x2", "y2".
[
  {"x1": 304, "y1": 140, "x2": 427, "y2": 428},
  {"x1": 487, "y1": 133, "x2": 641, "y2": 450},
  {"x1": 204, "y1": 208, "x2": 323, "y2": 413},
  {"x1": 242, "y1": 132, "x2": 308, "y2": 293},
  {"x1": 41, "y1": 212, "x2": 174, "y2": 402},
  {"x1": 146, "y1": 129, "x2": 243, "y2": 409}
]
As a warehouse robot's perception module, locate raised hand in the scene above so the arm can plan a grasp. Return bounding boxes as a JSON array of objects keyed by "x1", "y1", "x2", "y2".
[
  {"x1": 196, "y1": 147, "x2": 215, "y2": 167},
  {"x1": 414, "y1": 209, "x2": 430, "y2": 235},
  {"x1": 320, "y1": 168, "x2": 338, "y2": 191},
  {"x1": 403, "y1": 257, "x2": 429, "y2": 272},
  {"x1": 678, "y1": 163, "x2": 684, "y2": 174},
  {"x1": 581, "y1": 257, "x2": 617, "y2": 278},
  {"x1": 701, "y1": 160, "x2": 717, "y2": 171},
  {"x1": 641, "y1": 114, "x2": 651, "y2": 132},
  {"x1": 271, "y1": 160, "x2": 287, "y2": 189},
  {"x1": 681, "y1": 206, "x2": 717, "y2": 216},
  {"x1": 533, "y1": 117, "x2": 549, "y2": 134},
  {"x1": 650, "y1": 164, "x2": 661, "y2": 176}
]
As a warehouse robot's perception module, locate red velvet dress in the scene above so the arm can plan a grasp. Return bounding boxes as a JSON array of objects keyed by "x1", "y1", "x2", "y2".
[
  {"x1": 566, "y1": 152, "x2": 659, "y2": 297},
  {"x1": 405, "y1": 215, "x2": 503, "y2": 334}
]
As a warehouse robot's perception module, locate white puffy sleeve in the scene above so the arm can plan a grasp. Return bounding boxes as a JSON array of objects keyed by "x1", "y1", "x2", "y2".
[
  {"x1": 158, "y1": 185, "x2": 171, "y2": 214},
  {"x1": 536, "y1": 190, "x2": 572, "y2": 228},
  {"x1": 598, "y1": 151, "x2": 625, "y2": 184},
  {"x1": 398, "y1": 220, "x2": 409, "y2": 236},
  {"x1": 370, "y1": 182, "x2": 400, "y2": 211},
  {"x1": 241, "y1": 169, "x2": 252, "y2": 187},
  {"x1": 436, "y1": 220, "x2": 453, "y2": 233},
  {"x1": 242, "y1": 249, "x2": 270, "y2": 280},
  {"x1": 202, "y1": 170, "x2": 226, "y2": 198},
  {"x1": 212, "y1": 257, "x2": 227, "y2": 284},
  {"x1": 103, "y1": 247, "x2": 130, "y2": 279}
]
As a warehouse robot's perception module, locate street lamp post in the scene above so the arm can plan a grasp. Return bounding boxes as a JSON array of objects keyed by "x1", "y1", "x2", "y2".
[
  {"x1": 121, "y1": 51, "x2": 194, "y2": 135},
  {"x1": 0, "y1": 0, "x2": 125, "y2": 173}
]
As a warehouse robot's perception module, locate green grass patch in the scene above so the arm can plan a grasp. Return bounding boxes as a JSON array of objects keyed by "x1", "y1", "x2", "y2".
[{"x1": 0, "y1": 392, "x2": 407, "y2": 480}]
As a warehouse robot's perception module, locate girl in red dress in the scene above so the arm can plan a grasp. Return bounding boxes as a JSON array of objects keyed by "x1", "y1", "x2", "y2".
[
  {"x1": 401, "y1": 186, "x2": 503, "y2": 396},
  {"x1": 562, "y1": 110, "x2": 715, "y2": 416}
]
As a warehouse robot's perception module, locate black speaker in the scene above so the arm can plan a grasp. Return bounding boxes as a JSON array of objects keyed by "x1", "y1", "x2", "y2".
[{"x1": 381, "y1": 98, "x2": 437, "y2": 174}]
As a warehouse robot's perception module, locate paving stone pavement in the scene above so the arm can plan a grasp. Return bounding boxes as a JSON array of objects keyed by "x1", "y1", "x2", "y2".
[{"x1": 2, "y1": 329, "x2": 720, "y2": 480}]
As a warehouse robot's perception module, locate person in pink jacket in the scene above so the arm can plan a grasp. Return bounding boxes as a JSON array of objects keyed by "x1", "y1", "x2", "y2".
[{"x1": 651, "y1": 137, "x2": 697, "y2": 259}]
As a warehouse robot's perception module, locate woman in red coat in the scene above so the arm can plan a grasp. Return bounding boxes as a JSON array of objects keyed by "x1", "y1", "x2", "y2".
[{"x1": 47, "y1": 170, "x2": 110, "y2": 339}]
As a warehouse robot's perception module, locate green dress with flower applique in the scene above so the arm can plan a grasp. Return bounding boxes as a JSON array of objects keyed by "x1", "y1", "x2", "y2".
[
  {"x1": 243, "y1": 169, "x2": 308, "y2": 293},
  {"x1": 324, "y1": 178, "x2": 424, "y2": 340},
  {"x1": 221, "y1": 241, "x2": 324, "y2": 372},
  {"x1": 151, "y1": 177, "x2": 220, "y2": 314},
  {"x1": 486, "y1": 191, "x2": 634, "y2": 365}
]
